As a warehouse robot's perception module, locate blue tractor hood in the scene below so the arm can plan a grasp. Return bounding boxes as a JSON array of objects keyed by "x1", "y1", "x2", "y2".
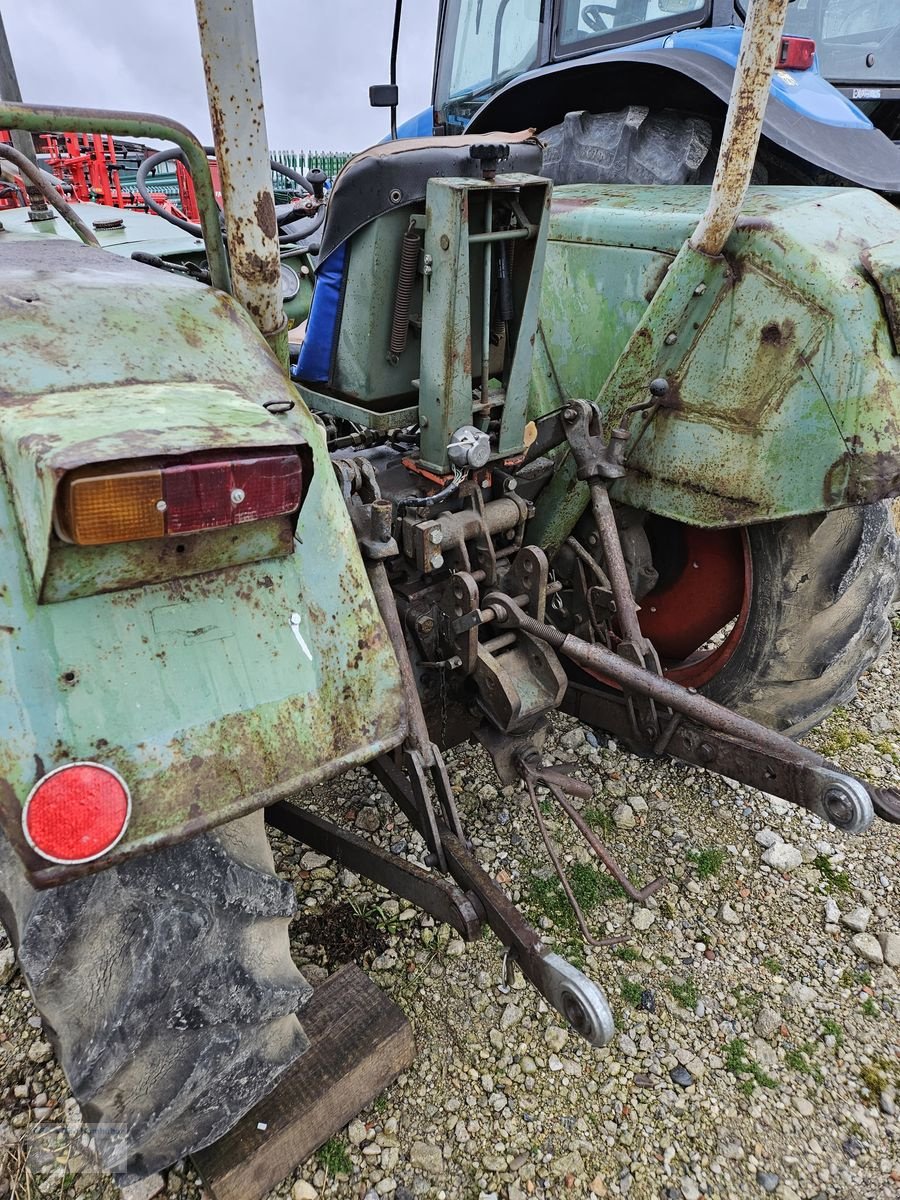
[{"x1": 466, "y1": 28, "x2": 900, "y2": 195}]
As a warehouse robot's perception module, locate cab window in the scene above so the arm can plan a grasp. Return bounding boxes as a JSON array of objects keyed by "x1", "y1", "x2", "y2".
[
  {"x1": 557, "y1": 1, "x2": 707, "y2": 51},
  {"x1": 440, "y1": 0, "x2": 544, "y2": 128}
]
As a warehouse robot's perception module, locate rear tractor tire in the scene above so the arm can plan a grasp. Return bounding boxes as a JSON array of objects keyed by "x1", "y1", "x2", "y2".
[
  {"x1": 0, "y1": 810, "x2": 310, "y2": 1177},
  {"x1": 640, "y1": 504, "x2": 899, "y2": 735},
  {"x1": 540, "y1": 105, "x2": 713, "y2": 186}
]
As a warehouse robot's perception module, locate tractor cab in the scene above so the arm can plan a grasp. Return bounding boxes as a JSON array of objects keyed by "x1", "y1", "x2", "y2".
[
  {"x1": 781, "y1": 0, "x2": 900, "y2": 141},
  {"x1": 423, "y1": 1, "x2": 900, "y2": 192}
]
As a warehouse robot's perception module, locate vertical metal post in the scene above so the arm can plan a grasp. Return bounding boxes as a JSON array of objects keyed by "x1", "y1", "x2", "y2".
[
  {"x1": 690, "y1": 0, "x2": 791, "y2": 257},
  {"x1": 0, "y1": 12, "x2": 36, "y2": 166},
  {"x1": 480, "y1": 192, "x2": 493, "y2": 402},
  {"x1": 0, "y1": 10, "x2": 52, "y2": 221},
  {"x1": 194, "y1": 0, "x2": 288, "y2": 369}
]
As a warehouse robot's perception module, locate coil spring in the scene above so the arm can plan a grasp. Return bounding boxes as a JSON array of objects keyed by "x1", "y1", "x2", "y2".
[{"x1": 389, "y1": 220, "x2": 421, "y2": 360}]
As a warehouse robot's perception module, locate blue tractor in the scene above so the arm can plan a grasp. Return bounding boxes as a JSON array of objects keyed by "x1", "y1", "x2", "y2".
[{"x1": 394, "y1": 1, "x2": 900, "y2": 193}]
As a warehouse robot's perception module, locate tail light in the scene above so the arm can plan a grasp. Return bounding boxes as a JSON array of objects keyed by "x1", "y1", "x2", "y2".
[
  {"x1": 56, "y1": 450, "x2": 304, "y2": 546},
  {"x1": 23, "y1": 762, "x2": 131, "y2": 864},
  {"x1": 778, "y1": 36, "x2": 815, "y2": 71}
]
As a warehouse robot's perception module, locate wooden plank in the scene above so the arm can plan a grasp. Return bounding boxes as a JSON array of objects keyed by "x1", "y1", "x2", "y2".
[{"x1": 192, "y1": 964, "x2": 414, "y2": 1200}]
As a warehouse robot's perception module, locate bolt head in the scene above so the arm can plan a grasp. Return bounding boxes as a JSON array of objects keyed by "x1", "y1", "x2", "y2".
[{"x1": 230, "y1": 488, "x2": 245, "y2": 505}]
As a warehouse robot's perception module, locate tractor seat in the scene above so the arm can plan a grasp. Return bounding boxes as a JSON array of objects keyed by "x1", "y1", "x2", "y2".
[
  {"x1": 316, "y1": 130, "x2": 543, "y2": 263},
  {"x1": 295, "y1": 131, "x2": 543, "y2": 385}
]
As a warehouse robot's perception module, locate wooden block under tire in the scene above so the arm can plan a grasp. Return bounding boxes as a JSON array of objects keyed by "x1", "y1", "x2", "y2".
[{"x1": 192, "y1": 963, "x2": 415, "y2": 1200}]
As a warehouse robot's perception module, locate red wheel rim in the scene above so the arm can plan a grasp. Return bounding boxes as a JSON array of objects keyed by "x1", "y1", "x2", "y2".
[{"x1": 640, "y1": 524, "x2": 751, "y2": 688}]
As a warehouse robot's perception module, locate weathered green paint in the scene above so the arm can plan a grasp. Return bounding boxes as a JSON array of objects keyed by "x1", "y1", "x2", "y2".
[
  {"x1": 329, "y1": 207, "x2": 424, "y2": 404},
  {"x1": 42, "y1": 518, "x2": 294, "y2": 604},
  {"x1": 419, "y1": 174, "x2": 551, "y2": 472},
  {"x1": 419, "y1": 179, "x2": 482, "y2": 472},
  {"x1": 0, "y1": 100, "x2": 230, "y2": 293},
  {"x1": 532, "y1": 185, "x2": 900, "y2": 531},
  {"x1": 0, "y1": 232, "x2": 406, "y2": 883},
  {"x1": 0, "y1": 200, "x2": 314, "y2": 331}
]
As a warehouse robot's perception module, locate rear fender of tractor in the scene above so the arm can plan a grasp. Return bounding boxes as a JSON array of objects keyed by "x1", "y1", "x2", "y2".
[
  {"x1": 528, "y1": 183, "x2": 900, "y2": 549},
  {"x1": 0, "y1": 238, "x2": 406, "y2": 887},
  {"x1": 466, "y1": 50, "x2": 900, "y2": 195}
]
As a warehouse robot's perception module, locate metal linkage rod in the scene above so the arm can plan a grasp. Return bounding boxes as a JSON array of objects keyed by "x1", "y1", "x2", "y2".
[
  {"x1": 485, "y1": 593, "x2": 875, "y2": 834},
  {"x1": 0, "y1": 100, "x2": 230, "y2": 292}
]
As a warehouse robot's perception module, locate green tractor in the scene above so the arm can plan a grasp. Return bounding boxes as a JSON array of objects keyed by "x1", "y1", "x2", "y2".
[{"x1": 0, "y1": 0, "x2": 898, "y2": 1181}]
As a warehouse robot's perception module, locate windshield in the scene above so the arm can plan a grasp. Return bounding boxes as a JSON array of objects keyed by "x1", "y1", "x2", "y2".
[
  {"x1": 438, "y1": 0, "x2": 544, "y2": 129},
  {"x1": 557, "y1": 1, "x2": 707, "y2": 51},
  {"x1": 783, "y1": 1, "x2": 900, "y2": 85}
]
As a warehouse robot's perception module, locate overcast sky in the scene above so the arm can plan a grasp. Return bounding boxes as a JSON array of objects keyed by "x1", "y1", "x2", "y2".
[{"x1": 3, "y1": 1, "x2": 440, "y2": 152}]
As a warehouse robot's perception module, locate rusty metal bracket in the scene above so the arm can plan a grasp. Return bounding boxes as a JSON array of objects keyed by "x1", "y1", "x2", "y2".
[
  {"x1": 561, "y1": 399, "x2": 628, "y2": 482},
  {"x1": 265, "y1": 801, "x2": 483, "y2": 940},
  {"x1": 364, "y1": 750, "x2": 614, "y2": 1044},
  {"x1": 438, "y1": 828, "x2": 614, "y2": 1046},
  {"x1": 486, "y1": 594, "x2": 879, "y2": 834}
]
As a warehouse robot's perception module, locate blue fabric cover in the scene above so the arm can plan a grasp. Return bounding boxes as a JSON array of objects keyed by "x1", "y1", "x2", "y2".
[{"x1": 293, "y1": 242, "x2": 348, "y2": 384}]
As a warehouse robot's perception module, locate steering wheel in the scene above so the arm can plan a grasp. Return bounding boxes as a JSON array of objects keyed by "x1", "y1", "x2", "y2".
[
  {"x1": 582, "y1": 4, "x2": 616, "y2": 32},
  {"x1": 136, "y1": 148, "x2": 325, "y2": 246}
]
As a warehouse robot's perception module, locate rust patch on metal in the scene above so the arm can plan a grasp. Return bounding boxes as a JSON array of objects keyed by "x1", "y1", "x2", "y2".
[
  {"x1": 550, "y1": 196, "x2": 596, "y2": 212},
  {"x1": 254, "y1": 190, "x2": 277, "y2": 240},
  {"x1": 760, "y1": 318, "x2": 795, "y2": 347},
  {"x1": 846, "y1": 450, "x2": 900, "y2": 504}
]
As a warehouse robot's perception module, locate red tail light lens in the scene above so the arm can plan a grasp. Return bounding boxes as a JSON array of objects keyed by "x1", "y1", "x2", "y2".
[
  {"x1": 164, "y1": 454, "x2": 303, "y2": 534},
  {"x1": 23, "y1": 762, "x2": 131, "y2": 864},
  {"x1": 57, "y1": 451, "x2": 304, "y2": 546},
  {"x1": 778, "y1": 36, "x2": 815, "y2": 70}
]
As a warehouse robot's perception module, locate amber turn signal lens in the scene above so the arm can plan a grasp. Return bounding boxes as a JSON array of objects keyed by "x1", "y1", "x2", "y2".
[
  {"x1": 61, "y1": 470, "x2": 166, "y2": 546},
  {"x1": 56, "y1": 452, "x2": 305, "y2": 547}
]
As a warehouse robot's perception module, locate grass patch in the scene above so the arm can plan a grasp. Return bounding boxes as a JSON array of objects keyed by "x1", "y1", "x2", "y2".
[
  {"x1": 840, "y1": 966, "x2": 873, "y2": 988},
  {"x1": 762, "y1": 957, "x2": 783, "y2": 975},
  {"x1": 817, "y1": 702, "x2": 898, "y2": 762},
  {"x1": 733, "y1": 985, "x2": 762, "y2": 1016},
  {"x1": 860, "y1": 1057, "x2": 900, "y2": 1103},
  {"x1": 668, "y1": 978, "x2": 698, "y2": 1011},
  {"x1": 687, "y1": 847, "x2": 726, "y2": 880},
  {"x1": 821, "y1": 1017, "x2": 844, "y2": 1048},
  {"x1": 570, "y1": 861, "x2": 625, "y2": 905},
  {"x1": 861, "y1": 996, "x2": 880, "y2": 1019},
  {"x1": 528, "y1": 875, "x2": 576, "y2": 931},
  {"x1": 814, "y1": 855, "x2": 852, "y2": 894},
  {"x1": 584, "y1": 806, "x2": 615, "y2": 838},
  {"x1": 527, "y1": 864, "x2": 624, "y2": 939},
  {"x1": 614, "y1": 945, "x2": 641, "y2": 963},
  {"x1": 725, "y1": 1037, "x2": 778, "y2": 1095},
  {"x1": 317, "y1": 1137, "x2": 352, "y2": 1175},
  {"x1": 784, "y1": 1043, "x2": 824, "y2": 1083},
  {"x1": 860, "y1": 1064, "x2": 888, "y2": 1099},
  {"x1": 620, "y1": 976, "x2": 644, "y2": 1007}
]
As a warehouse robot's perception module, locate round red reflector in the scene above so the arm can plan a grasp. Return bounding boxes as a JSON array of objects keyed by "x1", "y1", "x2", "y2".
[{"x1": 23, "y1": 763, "x2": 131, "y2": 865}]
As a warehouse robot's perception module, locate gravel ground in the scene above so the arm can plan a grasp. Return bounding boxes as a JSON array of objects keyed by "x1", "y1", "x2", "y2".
[{"x1": 2, "y1": 630, "x2": 899, "y2": 1200}]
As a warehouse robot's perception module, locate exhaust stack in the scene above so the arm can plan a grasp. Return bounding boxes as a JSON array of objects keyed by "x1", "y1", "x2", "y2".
[
  {"x1": 690, "y1": 0, "x2": 791, "y2": 257},
  {"x1": 194, "y1": 0, "x2": 287, "y2": 368}
]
